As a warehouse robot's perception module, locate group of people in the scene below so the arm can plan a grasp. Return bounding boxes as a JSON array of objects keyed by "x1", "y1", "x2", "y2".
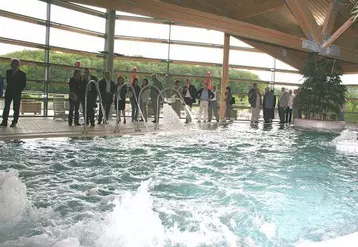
[
  {"x1": 67, "y1": 69, "x2": 237, "y2": 126},
  {"x1": 0, "y1": 58, "x2": 301, "y2": 129},
  {"x1": 248, "y1": 83, "x2": 297, "y2": 125}
]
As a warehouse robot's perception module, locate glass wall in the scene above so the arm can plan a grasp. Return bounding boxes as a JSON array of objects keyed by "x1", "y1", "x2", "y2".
[{"x1": 2, "y1": 0, "x2": 353, "y2": 118}]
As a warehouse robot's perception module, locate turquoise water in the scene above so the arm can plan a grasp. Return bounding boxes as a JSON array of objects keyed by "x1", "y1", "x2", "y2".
[{"x1": 0, "y1": 123, "x2": 358, "y2": 247}]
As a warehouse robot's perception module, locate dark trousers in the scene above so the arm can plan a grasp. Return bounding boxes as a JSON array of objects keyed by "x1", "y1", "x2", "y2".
[
  {"x1": 68, "y1": 100, "x2": 80, "y2": 125},
  {"x1": 2, "y1": 93, "x2": 21, "y2": 124},
  {"x1": 208, "y1": 101, "x2": 219, "y2": 122},
  {"x1": 278, "y1": 107, "x2": 286, "y2": 123},
  {"x1": 285, "y1": 108, "x2": 292, "y2": 124},
  {"x1": 86, "y1": 100, "x2": 96, "y2": 124},
  {"x1": 263, "y1": 108, "x2": 273, "y2": 123},
  {"x1": 98, "y1": 96, "x2": 112, "y2": 123},
  {"x1": 130, "y1": 97, "x2": 138, "y2": 121},
  {"x1": 184, "y1": 98, "x2": 193, "y2": 123}
]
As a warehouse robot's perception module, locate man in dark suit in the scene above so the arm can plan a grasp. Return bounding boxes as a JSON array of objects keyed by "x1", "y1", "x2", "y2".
[
  {"x1": 0, "y1": 59, "x2": 27, "y2": 127},
  {"x1": 182, "y1": 79, "x2": 198, "y2": 123},
  {"x1": 98, "y1": 71, "x2": 115, "y2": 124},
  {"x1": 83, "y1": 68, "x2": 98, "y2": 127}
]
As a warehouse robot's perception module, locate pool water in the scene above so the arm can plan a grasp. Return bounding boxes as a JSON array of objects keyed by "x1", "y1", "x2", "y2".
[{"x1": 0, "y1": 123, "x2": 357, "y2": 247}]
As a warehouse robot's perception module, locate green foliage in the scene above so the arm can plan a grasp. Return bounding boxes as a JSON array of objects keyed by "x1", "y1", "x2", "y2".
[
  {"x1": 298, "y1": 54, "x2": 347, "y2": 120},
  {"x1": 0, "y1": 49, "x2": 261, "y2": 95}
]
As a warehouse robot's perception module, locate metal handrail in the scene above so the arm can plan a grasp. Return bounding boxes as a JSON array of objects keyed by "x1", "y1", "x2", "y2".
[
  {"x1": 137, "y1": 84, "x2": 165, "y2": 131},
  {"x1": 115, "y1": 83, "x2": 147, "y2": 133},
  {"x1": 155, "y1": 87, "x2": 188, "y2": 130},
  {"x1": 83, "y1": 79, "x2": 105, "y2": 134}
]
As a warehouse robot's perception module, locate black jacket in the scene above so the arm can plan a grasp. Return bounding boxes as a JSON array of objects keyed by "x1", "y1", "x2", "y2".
[
  {"x1": 98, "y1": 78, "x2": 115, "y2": 100},
  {"x1": 79, "y1": 75, "x2": 98, "y2": 100},
  {"x1": 5, "y1": 69, "x2": 26, "y2": 96},
  {"x1": 115, "y1": 84, "x2": 127, "y2": 100},
  {"x1": 182, "y1": 84, "x2": 198, "y2": 103}
]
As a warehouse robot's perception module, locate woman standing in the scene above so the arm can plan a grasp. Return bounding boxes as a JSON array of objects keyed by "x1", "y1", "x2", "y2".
[
  {"x1": 251, "y1": 88, "x2": 262, "y2": 125},
  {"x1": 130, "y1": 78, "x2": 141, "y2": 122},
  {"x1": 115, "y1": 76, "x2": 127, "y2": 124},
  {"x1": 140, "y1": 79, "x2": 149, "y2": 122}
]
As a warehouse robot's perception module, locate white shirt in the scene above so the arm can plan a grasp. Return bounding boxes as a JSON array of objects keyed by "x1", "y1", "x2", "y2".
[
  {"x1": 185, "y1": 86, "x2": 191, "y2": 98},
  {"x1": 106, "y1": 79, "x2": 111, "y2": 93},
  {"x1": 288, "y1": 95, "x2": 294, "y2": 109}
]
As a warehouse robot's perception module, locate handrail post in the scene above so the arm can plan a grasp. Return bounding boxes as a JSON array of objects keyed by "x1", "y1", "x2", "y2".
[{"x1": 115, "y1": 83, "x2": 131, "y2": 133}]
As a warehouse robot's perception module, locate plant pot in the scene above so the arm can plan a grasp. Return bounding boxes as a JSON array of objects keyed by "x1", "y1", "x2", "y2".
[{"x1": 294, "y1": 118, "x2": 345, "y2": 131}]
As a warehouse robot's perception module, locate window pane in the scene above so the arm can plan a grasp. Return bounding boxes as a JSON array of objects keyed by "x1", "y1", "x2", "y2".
[
  {"x1": 342, "y1": 74, "x2": 358, "y2": 85},
  {"x1": 275, "y1": 59, "x2": 298, "y2": 71},
  {"x1": 241, "y1": 70, "x2": 272, "y2": 82},
  {"x1": 230, "y1": 50, "x2": 275, "y2": 68},
  {"x1": 0, "y1": 44, "x2": 44, "y2": 62},
  {"x1": 0, "y1": 0, "x2": 47, "y2": 19},
  {"x1": 230, "y1": 37, "x2": 253, "y2": 48},
  {"x1": 114, "y1": 60, "x2": 167, "y2": 75},
  {"x1": 171, "y1": 25, "x2": 223, "y2": 44},
  {"x1": 50, "y1": 28, "x2": 104, "y2": 52},
  {"x1": 170, "y1": 45, "x2": 222, "y2": 63},
  {"x1": 0, "y1": 17, "x2": 46, "y2": 44},
  {"x1": 115, "y1": 40, "x2": 169, "y2": 59},
  {"x1": 116, "y1": 11, "x2": 149, "y2": 18},
  {"x1": 274, "y1": 72, "x2": 303, "y2": 84},
  {"x1": 72, "y1": 3, "x2": 106, "y2": 13},
  {"x1": 51, "y1": 5, "x2": 105, "y2": 33},
  {"x1": 116, "y1": 20, "x2": 169, "y2": 39}
]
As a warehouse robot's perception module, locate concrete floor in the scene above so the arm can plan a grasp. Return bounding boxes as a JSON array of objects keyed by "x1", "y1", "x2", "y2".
[{"x1": 0, "y1": 118, "x2": 160, "y2": 140}]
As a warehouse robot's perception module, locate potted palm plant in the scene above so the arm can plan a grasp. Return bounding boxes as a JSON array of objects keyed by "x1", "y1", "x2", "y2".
[{"x1": 294, "y1": 54, "x2": 347, "y2": 130}]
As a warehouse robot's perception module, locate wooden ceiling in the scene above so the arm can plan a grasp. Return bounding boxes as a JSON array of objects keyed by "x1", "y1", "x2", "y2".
[{"x1": 68, "y1": 0, "x2": 358, "y2": 73}]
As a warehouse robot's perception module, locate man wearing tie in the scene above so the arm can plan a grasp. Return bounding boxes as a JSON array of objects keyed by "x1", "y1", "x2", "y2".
[{"x1": 0, "y1": 59, "x2": 27, "y2": 127}]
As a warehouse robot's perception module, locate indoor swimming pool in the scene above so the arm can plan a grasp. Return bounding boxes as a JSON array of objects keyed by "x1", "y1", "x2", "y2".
[{"x1": 0, "y1": 123, "x2": 357, "y2": 247}]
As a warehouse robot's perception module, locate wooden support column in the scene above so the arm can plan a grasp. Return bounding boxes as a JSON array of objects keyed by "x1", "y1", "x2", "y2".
[{"x1": 220, "y1": 33, "x2": 230, "y2": 121}]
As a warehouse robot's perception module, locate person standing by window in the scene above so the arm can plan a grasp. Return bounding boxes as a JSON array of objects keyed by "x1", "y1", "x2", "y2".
[
  {"x1": 285, "y1": 90, "x2": 294, "y2": 124},
  {"x1": 182, "y1": 79, "x2": 198, "y2": 123},
  {"x1": 68, "y1": 70, "x2": 81, "y2": 126},
  {"x1": 197, "y1": 82, "x2": 214, "y2": 123},
  {"x1": 278, "y1": 87, "x2": 289, "y2": 124},
  {"x1": 263, "y1": 87, "x2": 274, "y2": 123},
  {"x1": 130, "y1": 78, "x2": 141, "y2": 122},
  {"x1": 98, "y1": 71, "x2": 115, "y2": 124},
  {"x1": 208, "y1": 85, "x2": 219, "y2": 123},
  {"x1": 83, "y1": 68, "x2": 98, "y2": 127},
  {"x1": 140, "y1": 79, "x2": 149, "y2": 122},
  {"x1": 115, "y1": 76, "x2": 127, "y2": 124},
  {"x1": 251, "y1": 88, "x2": 262, "y2": 125},
  {"x1": 150, "y1": 74, "x2": 163, "y2": 123},
  {"x1": 0, "y1": 59, "x2": 27, "y2": 128},
  {"x1": 225, "y1": 86, "x2": 233, "y2": 122},
  {"x1": 0, "y1": 73, "x2": 3, "y2": 97}
]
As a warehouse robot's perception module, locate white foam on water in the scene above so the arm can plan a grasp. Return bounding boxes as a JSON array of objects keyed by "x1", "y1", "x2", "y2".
[
  {"x1": 332, "y1": 130, "x2": 358, "y2": 153},
  {"x1": 0, "y1": 171, "x2": 28, "y2": 229},
  {"x1": 162, "y1": 103, "x2": 185, "y2": 133},
  {"x1": 0, "y1": 172, "x2": 242, "y2": 247},
  {"x1": 332, "y1": 129, "x2": 357, "y2": 145},
  {"x1": 295, "y1": 231, "x2": 358, "y2": 247}
]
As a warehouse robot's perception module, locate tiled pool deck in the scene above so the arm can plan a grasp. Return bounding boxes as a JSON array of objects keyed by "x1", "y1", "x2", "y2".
[
  {"x1": 0, "y1": 117, "x2": 356, "y2": 140},
  {"x1": 0, "y1": 118, "x2": 160, "y2": 140}
]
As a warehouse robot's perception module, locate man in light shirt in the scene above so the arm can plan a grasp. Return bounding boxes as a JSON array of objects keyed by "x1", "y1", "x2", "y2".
[
  {"x1": 208, "y1": 85, "x2": 219, "y2": 122},
  {"x1": 197, "y1": 82, "x2": 214, "y2": 123},
  {"x1": 278, "y1": 87, "x2": 289, "y2": 124},
  {"x1": 285, "y1": 90, "x2": 294, "y2": 124}
]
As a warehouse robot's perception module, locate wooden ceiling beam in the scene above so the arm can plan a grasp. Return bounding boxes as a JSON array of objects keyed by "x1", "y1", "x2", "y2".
[
  {"x1": 285, "y1": 0, "x2": 323, "y2": 44},
  {"x1": 237, "y1": 0, "x2": 286, "y2": 20},
  {"x1": 68, "y1": 0, "x2": 358, "y2": 64},
  {"x1": 322, "y1": 0, "x2": 339, "y2": 40},
  {"x1": 69, "y1": 0, "x2": 304, "y2": 50},
  {"x1": 322, "y1": 17, "x2": 355, "y2": 48}
]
